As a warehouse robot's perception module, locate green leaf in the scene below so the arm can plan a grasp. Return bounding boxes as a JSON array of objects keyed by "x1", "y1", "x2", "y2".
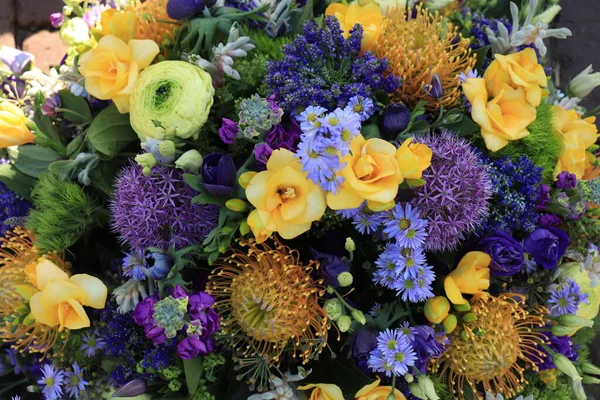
[
  {"x1": 473, "y1": 45, "x2": 490, "y2": 74},
  {"x1": 7, "y1": 145, "x2": 61, "y2": 178},
  {"x1": 33, "y1": 92, "x2": 60, "y2": 142},
  {"x1": 66, "y1": 134, "x2": 86, "y2": 157},
  {"x1": 291, "y1": 0, "x2": 313, "y2": 35},
  {"x1": 183, "y1": 173, "x2": 202, "y2": 192},
  {"x1": 48, "y1": 159, "x2": 78, "y2": 181},
  {"x1": 87, "y1": 104, "x2": 138, "y2": 157},
  {"x1": 361, "y1": 123, "x2": 381, "y2": 139},
  {"x1": 183, "y1": 356, "x2": 204, "y2": 395},
  {"x1": 58, "y1": 89, "x2": 92, "y2": 124},
  {"x1": 440, "y1": 114, "x2": 480, "y2": 137},
  {"x1": 0, "y1": 163, "x2": 36, "y2": 200},
  {"x1": 192, "y1": 192, "x2": 225, "y2": 206}
]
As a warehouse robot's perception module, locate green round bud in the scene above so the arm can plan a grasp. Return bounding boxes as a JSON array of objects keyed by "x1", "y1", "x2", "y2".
[
  {"x1": 239, "y1": 220, "x2": 250, "y2": 236},
  {"x1": 135, "y1": 153, "x2": 157, "y2": 169},
  {"x1": 175, "y1": 150, "x2": 203, "y2": 173},
  {"x1": 337, "y1": 315, "x2": 352, "y2": 332},
  {"x1": 326, "y1": 286, "x2": 335, "y2": 295},
  {"x1": 158, "y1": 140, "x2": 176, "y2": 157},
  {"x1": 324, "y1": 298, "x2": 343, "y2": 321},
  {"x1": 453, "y1": 302, "x2": 471, "y2": 312},
  {"x1": 442, "y1": 314, "x2": 458, "y2": 334},
  {"x1": 462, "y1": 312, "x2": 477, "y2": 323},
  {"x1": 59, "y1": 17, "x2": 90, "y2": 46},
  {"x1": 408, "y1": 383, "x2": 426, "y2": 399},
  {"x1": 142, "y1": 167, "x2": 152, "y2": 176},
  {"x1": 351, "y1": 309, "x2": 366, "y2": 325},
  {"x1": 225, "y1": 199, "x2": 249, "y2": 213},
  {"x1": 405, "y1": 373, "x2": 414, "y2": 383},
  {"x1": 337, "y1": 271, "x2": 354, "y2": 287},
  {"x1": 345, "y1": 237, "x2": 356, "y2": 253}
]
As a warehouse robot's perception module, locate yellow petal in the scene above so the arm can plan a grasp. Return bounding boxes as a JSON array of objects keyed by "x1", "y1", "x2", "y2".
[
  {"x1": 96, "y1": 35, "x2": 131, "y2": 61},
  {"x1": 444, "y1": 277, "x2": 467, "y2": 305},
  {"x1": 326, "y1": 183, "x2": 364, "y2": 210},
  {"x1": 266, "y1": 148, "x2": 298, "y2": 172},
  {"x1": 29, "y1": 291, "x2": 60, "y2": 327},
  {"x1": 246, "y1": 171, "x2": 275, "y2": 210},
  {"x1": 128, "y1": 39, "x2": 160, "y2": 70},
  {"x1": 69, "y1": 274, "x2": 108, "y2": 309},
  {"x1": 40, "y1": 279, "x2": 87, "y2": 307},
  {"x1": 34, "y1": 258, "x2": 69, "y2": 290},
  {"x1": 58, "y1": 299, "x2": 91, "y2": 331}
]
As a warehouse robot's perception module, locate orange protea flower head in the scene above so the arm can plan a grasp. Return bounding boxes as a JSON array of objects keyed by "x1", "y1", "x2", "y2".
[
  {"x1": 0, "y1": 227, "x2": 70, "y2": 353},
  {"x1": 376, "y1": 5, "x2": 476, "y2": 111},
  {"x1": 207, "y1": 238, "x2": 328, "y2": 367},
  {"x1": 429, "y1": 293, "x2": 547, "y2": 399},
  {"x1": 135, "y1": 0, "x2": 178, "y2": 46}
]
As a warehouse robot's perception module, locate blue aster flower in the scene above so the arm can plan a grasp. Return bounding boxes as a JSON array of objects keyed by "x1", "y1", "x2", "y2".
[
  {"x1": 548, "y1": 280, "x2": 589, "y2": 316},
  {"x1": 38, "y1": 364, "x2": 65, "y2": 400},
  {"x1": 64, "y1": 363, "x2": 89, "y2": 398},
  {"x1": 350, "y1": 202, "x2": 386, "y2": 234},
  {"x1": 368, "y1": 328, "x2": 417, "y2": 377},
  {"x1": 345, "y1": 96, "x2": 375, "y2": 121},
  {"x1": 383, "y1": 203, "x2": 428, "y2": 249},
  {"x1": 79, "y1": 330, "x2": 105, "y2": 358},
  {"x1": 296, "y1": 106, "x2": 327, "y2": 136},
  {"x1": 394, "y1": 264, "x2": 435, "y2": 302}
]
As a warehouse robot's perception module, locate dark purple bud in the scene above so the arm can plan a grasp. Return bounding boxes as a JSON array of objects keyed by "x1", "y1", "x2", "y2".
[
  {"x1": 556, "y1": 171, "x2": 577, "y2": 189},
  {"x1": 201, "y1": 153, "x2": 236, "y2": 198},
  {"x1": 177, "y1": 335, "x2": 208, "y2": 360},
  {"x1": 41, "y1": 93, "x2": 61, "y2": 117},
  {"x1": 167, "y1": 0, "x2": 217, "y2": 20},
  {"x1": 173, "y1": 285, "x2": 188, "y2": 299},
  {"x1": 219, "y1": 118, "x2": 238, "y2": 144},
  {"x1": 380, "y1": 103, "x2": 410, "y2": 140},
  {"x1": 50, "y1": 12, "x2": 64, "y2": 28},
  {"x1": 113, "y1": 379, "x2": 147, "y2": 397},
  {"x1": 145, "y1": 325, "x2": 168, "y2": 345},
  {"x1": 254, "y1": 142, "x2": 273, "y2": 165},
  {"x1": 539, "y1": 213, "x2": 562, "y2": 228}
]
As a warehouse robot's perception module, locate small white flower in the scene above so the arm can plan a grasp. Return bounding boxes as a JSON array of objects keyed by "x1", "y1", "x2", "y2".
[{"x1": 568, "y1": 65, "x2": 600, "y2": 99}]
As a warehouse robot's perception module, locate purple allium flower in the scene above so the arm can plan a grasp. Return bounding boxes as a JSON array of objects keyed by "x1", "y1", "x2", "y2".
[
  {"x1": 219, "y1": 118, "x2": 238, "y2": 144},
  {"x1": 254, "y1": 142, "x2": 273, "y2": 166},
  {"x1": 557, "y1": 171, "x2": 577, "y2": 189},
  {"x1": 523, "y1": 227, "x2": 570, "y2": 270},
  {"x1": 409, "y1": 325, "x2": 448, "y2": 373},
  {"x1": 167, "y1": 0, "x2": 217, "y2": 20},
  {"x1": 79, "y1": 331, "x2": 105, "y2": 358},
  {"x1": 368, "y1": 328, "x2": 417, "y2": 377},
  {"x1": 380, "y1": 103, "x2": 410, "y2": 140},
  {"x1": 267, "y1": 17, "x2": 401, "y2": 112},
  {"x1": 64, "y1": 363, "x2": 89, "y2": 398},
  {"x1": 0, "y1": 47, "x2": 32, "y2": 76},
  {"x1": 479, "y1": 231, "x2": 524, "y2": 277},
  {"x1": 41, "y1": 93, "x2": 61, "y2": 117},
  {"x1": 311, "y1": 249, "x2": 351, "y2": 287},
  {"x1": 50, "y1": 12, "x2": 63, "y2": 28},
  {"x1": 38, "y1": 364, "x2": 65, "y2": 400},
  {"x1": 412, "y1": 130, "x2": 492, "y2": 252},
  {"x1": 201, "y1": 153, "x2": 237, "y2": 198},
  {"x1": 547, "y1": 280, "x2": 589, "y2": 316},
  {"x1": 111, "y1": 164, "x2": 218, "y2": 251}
]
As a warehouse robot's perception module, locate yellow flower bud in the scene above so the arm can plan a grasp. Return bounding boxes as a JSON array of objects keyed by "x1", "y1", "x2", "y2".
[
  {"x1": 0, "y1": 102, "x2": 35, "y2": 148},
  {"x1": 175, "y1": 150, "x2": 203, "y2": 173},
  {"x1": 239, "y1": 220, "x2": 250, "y2": 236},
  {"x1": 225, "y1": 199, "x2": 249, "y2": 213},
  {"x1": 355, "y1": 378, "x2": 406, "y2": 400},
  {"x1": 238, "y1": 171, "x2": 257, "y2": 189},
  {"x1": 462, "y1": 312, "x2": 477, "y2": 323},
  {"x1": 424, "y1": 296, "x2": 450, "y2": 324}
]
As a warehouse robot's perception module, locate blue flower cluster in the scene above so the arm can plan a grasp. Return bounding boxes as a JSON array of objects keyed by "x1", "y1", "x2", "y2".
[
  {"x1": 37, "y1": 363, "x2": 89, "y2": 400},
  {"x1": 267, "y1": 17, "x2": 401, "y2": 112},
  {"x1": 482, "y1": 156, "x2": 542, "y2": 234},
  {"x1": 547, "y1": 279, "x2": 589, "y2": 316}
]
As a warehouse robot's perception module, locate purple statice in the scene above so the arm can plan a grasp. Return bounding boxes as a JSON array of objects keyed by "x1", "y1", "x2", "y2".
[
  {"x1": 409, "y1": 325, "x2": 448, "y2": 373},
  {"x1": 482, "y1": 156, "x2": 542, "y2": 235},
  {"x1": 38, "y1": 364, "x2": 65, "y2": 400},
  {"x1": 79, "y1": 330, "x2": 106, "y2": 358},
  {"x1": 122, "y1": 250, "x2": 148, "y2": 281},
  {"x1": 412, "y1": 130, "x2": 492, "y2": 252},
  {"x1": 382, "y1": 203, "x2": 428, "y2": 249},
  {"x1": 537, "y1": 332, "x2": 579, "y2": 371},
  {"x1": 0, "y1": 181, "x2": 30, "y2": 236},
  {"x1": 547, "y1": 280, "x2": 589, "y2": 316},
  {"x1": 110, "y1": 164, "x2": 219, "y2": 251},
  {"x1": 64, "y1": 363, "x2": 89, "y2": 398},
  {"x1": 368, "y1": 328, "x2": 417, "y2": 377},
  {"x1": 267, "y1": 17, "x2": 401, "y2": 113}
]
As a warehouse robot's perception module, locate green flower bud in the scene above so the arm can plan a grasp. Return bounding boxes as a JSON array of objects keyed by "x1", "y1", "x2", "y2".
[
  {"x1": 408, "y1": 382, "x2": 426, "y2": 399},
  {"x1": 568, "y1": 65, "x2": 600, "y2": 99},
  {"x1": 553, "y1": 353, "x2": 582, "y2": 382},
  {"x1": 572, "y1": 379, "x2": 587, "y2": 400},
  {"x1": 386, "y1": 394, "x2": 397, "y2": 400},
  {"x1": 351, "y1": 309, "x2": 366, "y2": 325},
  {"x1": 337, "y1": 315, "x2": 352, "y2": 332},
  {"x1": 583, "y1": 375, "x2": 600, "y2": 384},
  {"x1": 239, "y1": 220, "x2": 250, "y2": 236},
  {"x1": 158, "y1": 140, "x2": 176, "y2": 157},
  {"x1": 460, "y1": 330, "x2": 469, "y2": 341},
  {"x1": 532, "y1": 5, "x2": 562, "y2": 24},
  {"x1": 417, "y1": 375, "x2": 439, "y2": 400},
  {"x1": 442, "y1": 314, "x2": 457, "y2": 334},
  {"x1": 225, "y1": 199, "x2": 249, "y2": 213},
  {"x1": 22, "y1": 313, "x2": 36, "y2": 327},
  {"x1": 557, "y1": 314, "x2": 594, "y2": 328},
  {"x1": 175, "y1": 150, "x2": 203, "y2": 173},
  {"x1": 338, "y1": 271, "x2": 353, "y2": 287},
  {"x1": 59, "y1": 17, "x2": 90, "y2": 46},
  {"x1": 324, "y1": 298, "x2": 343, "y2": 321},
  {"x1": 453, "y1": 302, "x2": 471, "y2": 312},
  {"x1": 238, "y1": 171, "x2": 257, "y2": 190},
  {"x1": 462, "y1": 313, "x2": 477, "y2": 323},
  {"x1": 135, "y1": 153, "x2": 157, "y2": 169},
  {"x1": 326, "y1": 286, "x2": 335, "y2": 295},
  {"x1": 345, "y1": 237, "x2": 356, "y2": 253},
  {"x1": 405, "y1": 373, "x2": 414, "y2": 384},
  {"x1": 142, "y1": 167, "x2": 152, "y2": 176},
  {"x1": 581, "y1": 362, "x2": 600, "y2": 376},
  {"x1": 551, "y1": 324, "x2": 578, "y2": 337}
]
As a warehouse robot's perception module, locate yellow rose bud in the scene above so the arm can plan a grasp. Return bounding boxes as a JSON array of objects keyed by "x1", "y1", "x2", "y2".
[
  {"x1": 101, "y1": 7, "x2": 138, "y2": 43},
  {"x1": 238, "y1": 171, "x2": 257, "y2": 189},
  {"x1": 355, "y1": 378, "x2": 406, "y2": 400},
  {"x1": 395, "y1": 138, "x2": 432, "y2": 180},
  {"x1": 78, "y1": 35, "x2": 159, "y2": 113},
  {"x1": 442, "y1": 314, "x2": 457, "y2": 334},
  {"x1": 325, "y1": 3, "x2": 383, "y2": 53},
  {"x1": 424, "y1": 296, "x2": 450, "y2": 324},
  {"x1": 298, "y1": 383, "x2": 344, "y2": 400},
  {"x1": 0, "y1": 101, "x2": 35, "y2": 148}
]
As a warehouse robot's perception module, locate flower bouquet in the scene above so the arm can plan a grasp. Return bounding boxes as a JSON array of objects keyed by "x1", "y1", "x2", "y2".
[{"x1": 1, "y1": 0, "x2": 600, "y2": 399}]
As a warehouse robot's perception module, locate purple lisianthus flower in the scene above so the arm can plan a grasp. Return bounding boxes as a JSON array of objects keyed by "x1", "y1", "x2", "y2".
[
  {"x1": 409, "y1": 325, "x2": 447, "y2": 373},
  {"x1": 189, "y1": 292, "x2": 215, "y2": 315},
  {"x1": 539, "y1": 213, "x2": 562, "y2": 228},
  {"x1": 201, "y1": 154, "x2": 236, "y2": 198},
  {"x1": 523, "y1": 227, "x2": 570, "y2": 270},
  {"x1": 167, "y1": 0, "x2": 217, "y2": 20},
  {"x1": 219, "y1": 118, "x2": 238, "y2": 144},
  {"x1": 145, "y1": 325, "x2": 168, "y2": 346},
  {"x1": 133, "y1": 297, "x2": 156, "y2": 327},
  {"x1": 556, "y1": 171, "x2": 577, "y2": 189},
  {"x1": 0, "y1": 47, "x2": 33, "y2": 75},
  {"x1": 311, "y1": 249, "x2": 351, "y2": 287},
  {"x1": 254, "y1": 142, "x2": 273, "y2": 166},
  {"x1": 50, "y1": 12, "x2": 63, "y2": 28},
  {"x1": 177, "y1": 335, "x2": 210, "y2": 360},
  {"x1": 537, "y1": 331, "x2": 578, "y2": 370},
  {"x1": 380, "y1": 103, "x2": 410, "y2": 140},
  {"x1": 351, "y1": 328, "x2": 378, "y2": 360},
  {"x1": 479, "y1": 231, "x2": 524, "y2": 277}
]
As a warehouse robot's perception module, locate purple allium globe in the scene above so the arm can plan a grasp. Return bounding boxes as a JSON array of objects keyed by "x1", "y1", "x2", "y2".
[
  {"x1": 411, "y1": 130, "x2": 492, "y2": 252},
  {"x1": 111, "y1": 164, "x2": 218, "y2": 251}
]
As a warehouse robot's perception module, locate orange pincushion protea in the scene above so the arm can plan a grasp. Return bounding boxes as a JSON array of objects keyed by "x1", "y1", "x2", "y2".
[
  {"x1": 0, "y1": 227, "x2": 70, "y2": 353},
  {"x1": 429, "y1": 293, "x2": 547, "y2": 399},
  {"x1": 376, "y1": 5, "x2": 476, "y2": 111},
  {"x1": 207, "y1": 238, "x2": 328, "y2": 366},
  {"x1": 135, "y1": 0, "x2": 178, "y2": 45}
]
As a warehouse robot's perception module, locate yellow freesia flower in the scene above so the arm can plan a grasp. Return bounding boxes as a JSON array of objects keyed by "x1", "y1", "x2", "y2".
[
  {"x1": 462, "y1": 77, "x2": 536, "y2": 151},
  {"x1": 101, "y1": 7, "x2": 138, "y2": 43},
  {"x1": 24, "y1": 257, "x2": 69, "y2": 291},
  {"x1": 325, "y1": 3, "x2": 383, "y2": 52},
  {"x1": 327, "y1": 134, "x2": 403, "y2": 211},
  {"x1": 0, "y1": 101, "x2": 34, "y2": 148},
  {"x1": 356, "y1": 378, "x2": 406, "y2": 400},
  {"x1": 298, "y1": 383, "x2": 344, "y2": 400},
  {"x1": 424, "y1": 295, "x2": 450, "y2": 324},
  {"x1": 395, "y1": 138, "x2": 432, "y2": 180},
  {"x1": 78, "y1": 35, "x2": 159, "y2": 113},
  {"x1": 552, "y1": 105, "x2": 599, "y2": 179},
  {"x1": 30, "y1": 273, "x2": 107, "y2": 331},
  {"x1": 246, "y1": 149, "x2": 326, "y2": 241},
  {"x1": 444, "y1": 251, "x2": 491, "y2": 305},
  {"x1": 484, "y1": 48, "x2": 548, "y2": 107}
]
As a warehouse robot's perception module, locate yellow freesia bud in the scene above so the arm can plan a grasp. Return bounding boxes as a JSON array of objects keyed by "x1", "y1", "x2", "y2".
[
  {"x1": 444, "y1": 251, "x2": 491, "y2": 305},
  {"x1": 238, "y1": 171, "x2": 257, "y2": 189},
  {"x1": 484, "y1": 48, "x2": 548, "y2": 107},
  {"x1": 355, "y1": 378, "x2": 406, "y2": 400},
  {"x1": 0, "y1": 101, "x2": 35, "y2": 148},
  {"x1": 225, "y1": 199, "x2": 249, "y2": 213},
  {"x1": 298, "y1": 383, "x2": 344, "y2": 400},
  {"x1": 239, "y1": 220, "x2": 250, "y2": 236},
  {"x1": 424, "y1": 296, "x2": 450, "y2": 324},
  {"x1": 78, "y1": 35, "x2": 159, "y2": 113},
  {"x1": 101, "y1": 7, "x2": 138, "y2": 43},
  {"x1": 325, "y1": 3, "x2": 383, "y2": 53},
  {"x1": 395, "y1": 138, "x2": 432, "y2": 180},
  {"x1": 327, "y1": 134, "x2": 403, "y2": 211}
]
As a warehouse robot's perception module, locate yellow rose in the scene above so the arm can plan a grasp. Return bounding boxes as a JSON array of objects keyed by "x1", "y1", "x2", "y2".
[
  {"x1": 424, "y1": 296, "x2": 450, "y2": 324},
  {"x1": 246, "y1": 149, "x2": 326, "y2": 241},
  {"x1": 552, "y1": 105, "x2": 599, "y2": 179},
  {"x1": 78, "y1": 35, "x2": 159, "y2": 113},
  {"x1": 325, "y1": 3, "x2": 383, "y2": 52},
  {"x1": 463, "y1": 77, "x2": 536, "y2": 151},
  {"x1": 355, "y1": 378, "x2": 406, "y2": 400},
  {"x1": 0, "y1": 101, "x2": 35, "y2": 148},
  {"x1": 298, "y1": 383, "x2": 344, "y2": 400},
  {"x1": 30, "y1": 273, "x2": 107, "y2": 331},
  {"x1": 327, "y1": 134, "x2": 403, "y2": 211},
  {"x1": 444, "y1": 251, "x2": 491, "y2": 305},
  {"x1": 101, "y1": 7, "x2": 138, "y2": 43},
  {"x1": 484, "y1": 48, "x2": 548, "y2": 107},
  {"x1": 395, "y1": 138, "x2": 432, "y2": 180}
]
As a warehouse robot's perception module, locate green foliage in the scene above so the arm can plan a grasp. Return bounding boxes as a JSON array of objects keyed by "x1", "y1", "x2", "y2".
[
  {"x1": 247, "y1": 30, "x2": 291, "y2": 61},
  {"x1": 494, "y1": 102, "x2": 560, "y2": 182},
  {"x1": 519, "y1": 373, "x2": 574, "y2": 400},
  {"x1": 234, "y1": 54, "x2": 270, "y2": 96},
  {"x1": 26, "y1": 173, "x2": 106, "y2": 251}
]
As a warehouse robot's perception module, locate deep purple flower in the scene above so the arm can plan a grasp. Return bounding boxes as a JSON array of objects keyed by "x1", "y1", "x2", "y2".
[
  {"x1": 133, "y1": 297, "x2": 156, "y2": 327},
  {"x1": 380, "y1": 103, "x2": 410, "y2": 140},
  {"x1": 167, "y1": 0, "x2": 217, "y2": 20},
  {"x1": 201, "y1": 154, "x2": 236, "y2": 198},
  {"x1": 523, "y1": 227, "x2": 570, "y2": 270},
  {"x1": 41, "y1": 93, "x2": 61, "y2": 117},
  {"x1": 536, "y1": 183, "x2": 551, "y2": 210},
  {"x1": 539, "y1": 213, "x2": 562, "y2": 228},
  {"x1": 188, "y1": 292, "x2": 215, "y2": 316},
  {"x1": 173, "y1": 285, "x2": 188, "y2": 299},
  {"x1": 351, "y1": 328, "x2": 378, "y2": 360},
  {"x1": 1, "y1": 76, "x2": 26, "y2": 99},
  {"x1": 254, "y1": 143, "x2": 273, "y2": 166},
  {"x1": 409, "y1": 325, "x2": 447, "y2": 373},
  {"x1": 479, "y1": 231, "x2": 524, "y2": 277},
  {"x1": 266, "y1": 117, "x2": 301, "y2": 152},
  {"x1": 311, "y1": 249, "x2": 351, "y2": 287},
  {"x1": 219, "y1": 118, "x2": 238, "y2": 144},
  {"x1": 0, "y1": 47, "x2": 32, "y2": 75},
  {"x1": 556, "y1": 171, "x2": 577, "y2": 189},
  {"x1": 50, "y1": 12, "x2": 63, "y2": 28},
  {"x1": 177, "y1": 335, "x2": 209, "y2": 360},
  {"x1": 145, "y1": 325, "x2": 168, "y2": 346},
  {"x1": 537, "y1": 331, "x2": 578, "y2": 370}
]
